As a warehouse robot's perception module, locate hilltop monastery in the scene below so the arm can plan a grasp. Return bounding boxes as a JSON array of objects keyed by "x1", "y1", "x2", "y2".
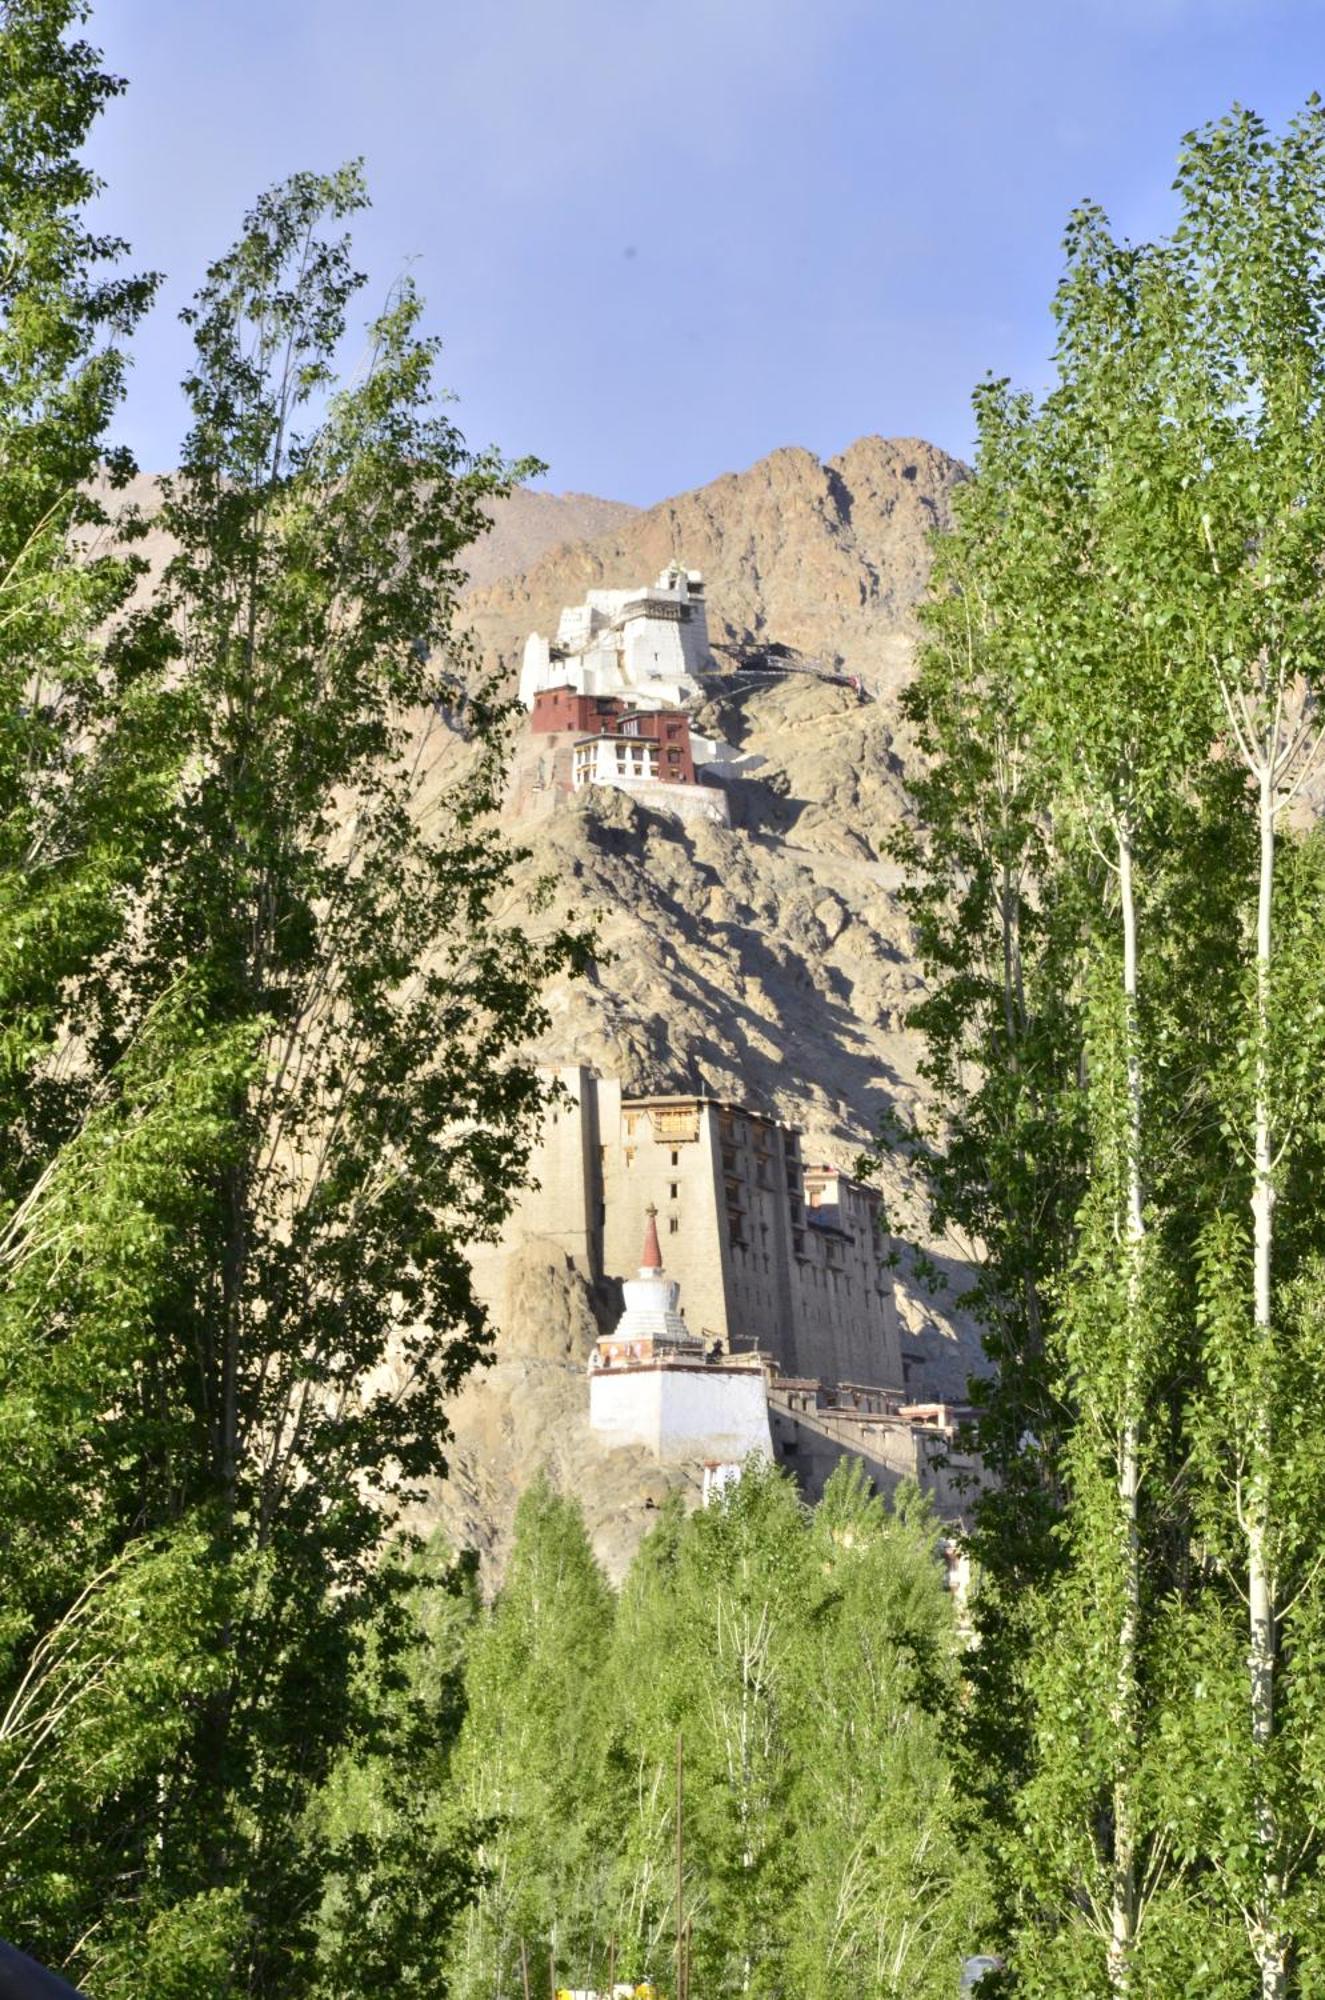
[
  {"x1": 486, "y1": 567, "x2": 983, "y2": 1522},
  {"x1": 519, "y1": 560, "x2": 709, "y2": 711},
  {"x1": 509, "y1": 563, "x2": 733, "y2": 825}
]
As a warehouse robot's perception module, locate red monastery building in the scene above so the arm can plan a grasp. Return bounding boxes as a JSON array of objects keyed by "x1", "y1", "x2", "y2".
[
  {"x1": 514, "y1": 684, "x2": 726, "y2": 825},
  {"x1": 529, "y1": 688, "x2": 696, "y2": 783}
]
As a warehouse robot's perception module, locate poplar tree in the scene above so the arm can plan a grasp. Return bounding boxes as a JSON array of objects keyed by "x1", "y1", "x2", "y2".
[
  {"x1": 592, "y1": 1464, "x2": 813, "y2": 1999},
  {"x1": 599, "y1": 1464, "x2": 981, "y2": 1997},
  {"x1": 0, "y1": 0, "x2": 158, "y2": 1152},
  {"x1": 448, "y1": 1478, "x2": 615, "y2": 2000},
  {"x1": 999, "y1": 221, "x2": 1217, "y2": 1994},
  {"x1": 892, "y1": 382, "x2": 1090, "y2": 1859},
  {"x1": 601, "y1": 1494, "x2": 691, "y2": 1986},
  {"x1": 1, "y1": 154, "x2": 584, "y2": 1990},
  {"x1": 1153, "y1": 103, "x2": 1325, "y2": 1998},
  {"x1": 902, "y1": 98, "x2": 1325, "y2": 1995},
  {"x1": 310, "y1": 1537, "x2": 484, "y2": 1999},
  {"x1": 0, "y1": 0, "x2": 159, "y2": 1273},
  {"x1": 897, "y1": 347, "x2": 1205, "y2": 1991},
  {"x1": 0, "y1": 0, "x2": 179, "y2": 1969},
  {"x1": 656, "y1": 1459, "x2": 807, "y2": 1999},
  {"x1": 784, "y1": 1465, "x2": 987, "y2": 2000}
]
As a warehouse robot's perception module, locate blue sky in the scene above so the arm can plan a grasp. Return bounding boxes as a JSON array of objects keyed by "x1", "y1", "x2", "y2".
[{"x1": 88, "y1": 0, "x2": 1323, "y2": 504}]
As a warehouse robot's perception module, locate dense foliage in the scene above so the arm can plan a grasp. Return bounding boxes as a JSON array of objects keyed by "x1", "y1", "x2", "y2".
[
  {"x1": 897, "y1": 100, "x2": 1325, "y2": 1998},
  {"x1": 426, "y1": 1463, "x2": 987, "y2": 2000},
  {"x1": 0, "y1": 4, "x2": 583, "y2": 1990}
]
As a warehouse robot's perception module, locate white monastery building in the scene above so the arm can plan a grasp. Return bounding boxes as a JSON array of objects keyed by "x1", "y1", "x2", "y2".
[
  {"x1": 519, "y1": 562, "x2": 710, "y2": 712},
  {"x1": 485, "y1": 1066, "x2": 906, "y2": 1391},
  {"x1": 588, "y1": 1206, "x2": 774, "y2": 1469},
  {"x1": 469, "y1": 1080, "x2": 985, "y2": 1517},
  {"x1": 568, "y1": 724, "x2": 730, "y2": 826}
]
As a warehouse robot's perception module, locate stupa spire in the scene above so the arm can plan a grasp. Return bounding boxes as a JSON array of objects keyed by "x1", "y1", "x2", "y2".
[{"x1": 641, "y1": 1202, "x2": 663, "y2": 1275}]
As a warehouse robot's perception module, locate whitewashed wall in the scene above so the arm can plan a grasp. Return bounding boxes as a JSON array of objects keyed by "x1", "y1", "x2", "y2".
[{"x1": 590, "y1": 1364, "x2": 773, "y2": 1463}]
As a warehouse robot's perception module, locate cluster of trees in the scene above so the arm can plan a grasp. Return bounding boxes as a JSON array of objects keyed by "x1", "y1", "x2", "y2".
[
  {"x1": 0, "y1": 2, "x2": 583, "y2": 1990},
  {"x1": 358, "y1": 1462, "x2": 985, "y2": 2000},
  {"x1": 10, "y1": 3, "x2": 1325, "y2": 1996},
  {"x1": 898, "y1": 98, "x2": 1325, "y2": 2000}
]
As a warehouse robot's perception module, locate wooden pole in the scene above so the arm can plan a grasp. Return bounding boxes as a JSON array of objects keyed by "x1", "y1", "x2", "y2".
[
  {"x1": 607, "y1": 1935, "x2": 616, "y2": 1996},
  {"x1": 519, "y1": 1939, "x2": 531, "y2": 2000},
  {"x1": 548, "y1": 1943, "x2": 556, "y2": 2000}
]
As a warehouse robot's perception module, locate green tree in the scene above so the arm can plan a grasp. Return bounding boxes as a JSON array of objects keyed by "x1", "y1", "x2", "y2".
[
  {"x1": 900, "y1": 98, "x2": 1325, "y2": 1997},
  {"x1": 0, "y1": 0, "x2": 159, "y2": 1186},
  {"x1": 0, "y1": 156, "x2": 583, "y2": 1991},
  {"x1": 600, "y1": 1462, "x2": 983, "y2": 1997},
  {"x1": 997, "y1": 220, "x2": 1215, "y2": 1993},
  {"x1": 0, "y1": 0, "x2": 161, "y2": 1182},
  {"x1": 652, "y1": 1459, "x2": 808, "y2": 1999},
  {"x1": 442, "y1": 1464, "x2": 984, "y2": 1999},
  {"x1": 895, "y1": 345, "x2": 1209, "y2": 1990},
  {"x1": 0, "y1": 0, "x2": 184, "y2": 1971},
  {"x1": 448, "y1": 1476, "x2": 615, "y2": 2000},
  {"x1": 784, "y1": 1463, "x2": 989, "y2": 2000},
  {"x1": 311, "y1": 1536, "x2": 484, "y2": 1999},
  {"x1": 891, "y1": 386, "x2": 1088, "y2": 1918},
  {"x1": 599, "y1": 1493, "x2": 690, "y2": 1988},
  {"x1": 1158, "y1": 103, "x2": 1325, "y2": 1998}
]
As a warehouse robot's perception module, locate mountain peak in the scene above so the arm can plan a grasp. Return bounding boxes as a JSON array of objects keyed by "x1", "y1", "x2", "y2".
[{"x1": 464, "y1": 434, "x2": 964, "y2": 688}]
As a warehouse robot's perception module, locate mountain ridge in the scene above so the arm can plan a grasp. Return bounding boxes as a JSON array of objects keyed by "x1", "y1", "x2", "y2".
[
  {"x1": 417, "y1": 433, "x2": 983, "y2": 1581},
  {"x1": 462, "y1": 434, "x2": 964, "y2": 699}
]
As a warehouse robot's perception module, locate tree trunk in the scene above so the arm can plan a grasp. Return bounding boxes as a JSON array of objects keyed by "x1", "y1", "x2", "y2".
[
  {"x1": 1107, "y1": 827, "x2": 1143, "y2": 2000},
  {"x1": 1249, "y1": 763, "x2": 1285, "y2": 2000}
]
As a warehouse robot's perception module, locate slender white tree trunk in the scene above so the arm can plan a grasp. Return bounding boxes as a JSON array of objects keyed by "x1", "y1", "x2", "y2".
[
  {"x1": 1107, "y1": 827, "x2": 1143, "y2": 1999},
  {"x1": 1249, "y1": 763, "x2": 1285, "y2": 2000}
]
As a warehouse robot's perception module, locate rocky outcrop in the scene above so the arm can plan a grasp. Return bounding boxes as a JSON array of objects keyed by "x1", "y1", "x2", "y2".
[
  {"x1": 417, "y1": 437, "x2": 985, "y2": 1584},
  {"x1": 463, "y1": 435, "x2": 963, "y2": 698},
  {"x1": 421, "y1": 1348, "x2": 697, "y2": 1588}
]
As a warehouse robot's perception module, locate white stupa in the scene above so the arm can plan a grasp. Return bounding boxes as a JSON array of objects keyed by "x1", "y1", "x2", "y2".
[
  {"x1": 588, "y1": 1208, "x2": 773, "y2": 1466},
  {"x1": 591, "y1": 1205, "x2": 701, "y2": 1365}
]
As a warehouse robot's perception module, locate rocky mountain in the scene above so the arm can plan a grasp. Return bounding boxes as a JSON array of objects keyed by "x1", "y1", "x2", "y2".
[
  {"x1": 462, "y1": 434, "x2": 960, "y2": 696},
  {"x1": 460, "y1": 433, "x2": 965, "y2": 1172},
  {"x1": 415, "y1": 436, "x2": 983, "y2": 1581},
  {"x1": 82, "y1": 472, "x2": 639, "y2": 608},
  {"x1": 461, "y1": 486, "x2": 640, "y2": 591},
  {"x1": 90, "y1": 438, "x2": 979, "y2": 1582}
]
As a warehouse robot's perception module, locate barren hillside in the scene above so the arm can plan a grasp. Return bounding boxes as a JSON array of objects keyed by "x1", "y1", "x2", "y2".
[
  {"x1": 417, "y1": 436, "x2": 983, "y2": 1580},
  {"x1": 461, "y1": 486, "x2": 640, "y2": 590},
  {"x1": 90, "y1": 438, "x2": 979, "y2": 1581},
  {"x1": 464, "y1": 434, "x2": 961, "y2": 697},
  {"x1": 82, "y1": 473, "x2": 638, "y2": 606}
]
